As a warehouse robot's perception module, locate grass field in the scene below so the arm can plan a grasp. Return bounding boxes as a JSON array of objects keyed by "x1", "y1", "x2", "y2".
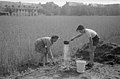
[{"x1": 0, "y1": 16, "x2": 120, "y2": 75}]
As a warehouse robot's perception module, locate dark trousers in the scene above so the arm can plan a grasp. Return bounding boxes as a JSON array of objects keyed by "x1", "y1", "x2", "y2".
[{"x1": 92, "y1": 35, "x2": 99, "y2": 46}]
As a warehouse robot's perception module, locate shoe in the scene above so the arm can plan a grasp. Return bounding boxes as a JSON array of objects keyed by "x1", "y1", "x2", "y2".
[
  {"x1": 38, "y1": 63, "x2": 44, "y2": 66},
  {"x1": 85, "y1": 63, "x2": 94, "y2": 70}
]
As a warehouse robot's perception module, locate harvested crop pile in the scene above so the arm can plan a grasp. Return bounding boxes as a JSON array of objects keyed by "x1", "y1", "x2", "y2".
[{"x1": 75, "y1": 42, "x2": 120, "y2": 65}]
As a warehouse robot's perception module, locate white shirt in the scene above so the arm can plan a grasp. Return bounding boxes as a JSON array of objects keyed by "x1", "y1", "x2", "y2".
[{"x1": 85, "y1": 28, "x2": 98, "y2": 38}]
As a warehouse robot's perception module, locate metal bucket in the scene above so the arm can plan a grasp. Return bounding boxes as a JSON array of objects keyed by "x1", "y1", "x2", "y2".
[{"x1": 76, "y1": 60, "x2": 86, "y2": 73}]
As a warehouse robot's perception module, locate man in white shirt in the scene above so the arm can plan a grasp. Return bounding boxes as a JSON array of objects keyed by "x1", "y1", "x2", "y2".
[
  {"x1": 35, "y1": 35, "x2": 59, "y2": 66},
  {"x1": 71, "y1": 25, "x2": 100, "y2": 68}
]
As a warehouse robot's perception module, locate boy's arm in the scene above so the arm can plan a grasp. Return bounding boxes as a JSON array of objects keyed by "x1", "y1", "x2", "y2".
[
  {"x1": 88, "y1": 37, "x2": 93, "y2": 48},
  {"x1": 71, "y1": 33, "x2": 83, "y2": 41},
  {"x1": 47, "y1": 47, "x2": 54, "y2": 60},
  {"x1": 50, "y1": 48, "x2": 54, "y2": 59}
]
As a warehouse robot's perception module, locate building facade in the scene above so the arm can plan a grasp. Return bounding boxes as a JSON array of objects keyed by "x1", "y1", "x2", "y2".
[{"x1": 0, "y1": 1, "x2": 44, "y2": 16}]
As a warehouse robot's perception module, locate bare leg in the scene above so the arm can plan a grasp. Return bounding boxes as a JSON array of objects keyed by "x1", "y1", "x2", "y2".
[
  {"x1": 89, "y1": 46, "x2": 96, "y2": 65},
  {"x1": 47, "y1": 51, "x2": 53, "y2": 65},
  {"x1": 47, "y1": 53, "x2": 48, "y2": 62},
  {"x1": 41, "y1": 54, "x2": 45, "y2": 66},
  {"x1": 43, "y1": 48, "x2": 47, "y2": 67},
  {"x1": 89, "y1": 51, "x2": 94, "y2": 64},
  {"x1": 45, "y1": 53, "x2": 48, "y2": 63}
]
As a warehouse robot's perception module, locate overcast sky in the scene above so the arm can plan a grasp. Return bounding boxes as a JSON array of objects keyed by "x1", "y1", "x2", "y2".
[{"x1": 0, "y1": 0, "x2": 120, "y2": 6}]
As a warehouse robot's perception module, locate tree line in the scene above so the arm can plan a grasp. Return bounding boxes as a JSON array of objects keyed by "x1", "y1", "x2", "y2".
[
  {"x1": 60, "y1": 3, "x2": 120, "y2": 16},
  {"x1": 1, "y1": 2, "x2": 120, "y2": 16}
]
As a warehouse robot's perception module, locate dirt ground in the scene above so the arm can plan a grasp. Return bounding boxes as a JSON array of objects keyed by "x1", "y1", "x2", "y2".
[
  {"x1": 5, "y1": 62, "x2": 120, "y2": 79},
  {"x1": 4, "y1": 42, "x2": 120, "y2": 79}
]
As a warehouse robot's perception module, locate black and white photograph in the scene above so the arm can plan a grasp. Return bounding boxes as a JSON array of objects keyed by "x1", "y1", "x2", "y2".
[{"x1": 0, "y1": 0, "x2": 120, "y2": 79}]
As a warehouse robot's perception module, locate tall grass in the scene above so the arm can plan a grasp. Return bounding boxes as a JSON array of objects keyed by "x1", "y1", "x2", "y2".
[{"x1": 0, "y1": 16, "x2": 120, "y2": 76}]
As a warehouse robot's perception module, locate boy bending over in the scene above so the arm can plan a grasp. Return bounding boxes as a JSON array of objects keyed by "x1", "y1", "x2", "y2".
[
  {"x1": 71, "y1": 25, "x2": 100, "y2": 67},
  {"x1": 35, "y1": 35, "x2": 59, "y2": 66}
]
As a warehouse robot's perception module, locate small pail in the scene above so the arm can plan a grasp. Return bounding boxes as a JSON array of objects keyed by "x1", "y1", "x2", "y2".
[{"x1": 76, "y1": 60, "x2": 86, "y2": 73}]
